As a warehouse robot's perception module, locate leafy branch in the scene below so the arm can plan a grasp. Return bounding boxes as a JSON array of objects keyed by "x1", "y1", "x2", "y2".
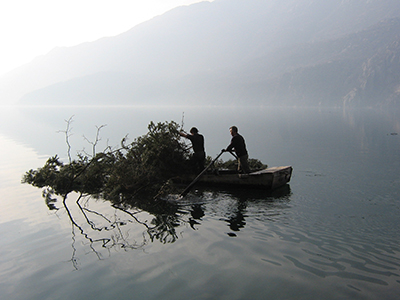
[{"x1": 22, "y1": 120, "x2": 191, "y2": 200}]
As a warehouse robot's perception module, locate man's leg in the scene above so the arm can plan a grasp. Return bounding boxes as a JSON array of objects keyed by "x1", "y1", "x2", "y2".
[{"x1": 238, "y1": 154, "x2": 250, "y2": 173}]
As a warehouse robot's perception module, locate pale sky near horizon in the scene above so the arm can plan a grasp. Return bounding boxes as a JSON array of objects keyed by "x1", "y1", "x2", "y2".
[{"x1": 0, "y1": 0, "x2": 211, "y2": 77}]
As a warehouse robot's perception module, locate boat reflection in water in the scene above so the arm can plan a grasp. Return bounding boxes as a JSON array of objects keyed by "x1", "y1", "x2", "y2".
[
  {"x1": 181, "y1": 184, "x2": 292, "y2": 237},
  {"x1": 42, "y1": 183, "x2": 291, "y2": 269}
]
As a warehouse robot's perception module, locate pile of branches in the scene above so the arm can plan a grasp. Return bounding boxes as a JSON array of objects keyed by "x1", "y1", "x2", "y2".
[
  {"x1": 213, "y1": 158, "x2": 267, "y2": 171},
  {"x1": 23, "y1": 119, "x2": 268, "y2": 202},
  {"x1": 23, "y1": 121, "x2": 191, "y2": 200}
]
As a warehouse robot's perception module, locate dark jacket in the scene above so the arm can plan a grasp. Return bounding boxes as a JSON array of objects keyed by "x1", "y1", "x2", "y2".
[
  {"x1": 187, "y1": 133, "x2": 205, "y2": 154},
  {"x1": 226, "y1": 133, "x2": 248, "y2": 157}
]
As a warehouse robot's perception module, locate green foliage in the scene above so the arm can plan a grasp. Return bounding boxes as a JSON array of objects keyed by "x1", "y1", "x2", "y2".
[
  {"x1": 212, "y1": 158, "x2": 267, "y2": 171},
  {"x1": 23, "y1": 121, "x2": 190, "y2": 199},
  {"x1": 23, "y1": 155, "x2": 75, "y2": 195},
  {"x1": 22, "y1": 153, "x2": 114, "y2": 196},
  {"x1": 103, "y1": 121, "x2": 190, "y2": 198},
  {"x1": 23, "y1": 120, "x2": 268, "y2": 200},
  {"x1": 248, "y1": 158, "x2": 268, "y2": 170}
]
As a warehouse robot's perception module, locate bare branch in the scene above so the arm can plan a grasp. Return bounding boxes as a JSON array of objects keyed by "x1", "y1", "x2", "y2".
[
  {"x1": 83, "y1": 124, "x2": 107, "y2": 158},
  {"x1": 180, "y1": 111, "x2": 185, "y2": 131},
  {"x1": 57, "y1": 115, "x2": 74, "y2": 163}
]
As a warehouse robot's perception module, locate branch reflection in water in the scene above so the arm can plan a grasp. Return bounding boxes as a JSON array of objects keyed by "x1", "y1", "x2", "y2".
[{"x1": 42, "y1": 184, "x2": 291, "y2": 269}]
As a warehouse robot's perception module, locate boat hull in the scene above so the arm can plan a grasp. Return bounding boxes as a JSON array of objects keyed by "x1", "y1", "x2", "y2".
[{"x1": 178, "y1": 166, "x2": 292, "y2": 190}]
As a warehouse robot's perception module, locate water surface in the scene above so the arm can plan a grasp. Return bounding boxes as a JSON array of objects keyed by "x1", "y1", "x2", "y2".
[{"x1": 0, "y1": 105, "x2": 399, "y2": 300}]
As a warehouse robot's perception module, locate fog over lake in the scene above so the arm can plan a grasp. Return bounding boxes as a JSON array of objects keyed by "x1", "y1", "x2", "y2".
[{"x1": 0, "y1": 105, "x2": 399, "y2": 300}]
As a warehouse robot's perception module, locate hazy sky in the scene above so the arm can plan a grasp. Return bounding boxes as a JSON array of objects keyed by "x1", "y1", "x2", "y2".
[{"x1": 0, "y1": 0, "x2": 210, "y2": 77}]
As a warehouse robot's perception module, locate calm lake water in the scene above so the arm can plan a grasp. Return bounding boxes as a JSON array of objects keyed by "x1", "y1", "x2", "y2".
[{"x1": 0, "y1": 105, "x2": 399, "y2": 300}]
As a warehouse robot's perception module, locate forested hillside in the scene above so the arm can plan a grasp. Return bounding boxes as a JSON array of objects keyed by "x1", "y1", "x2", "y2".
[{"x1": 1, "y1": 0, "x2": 399, "y2": 107}]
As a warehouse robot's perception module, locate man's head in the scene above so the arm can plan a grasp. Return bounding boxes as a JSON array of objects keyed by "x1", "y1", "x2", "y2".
[
  {"x1": 229, "y1": 126, "x2": 238, "y2": 136},
  {"x1": 190, "y1": 127, "x2": 198, "y2": 134}
]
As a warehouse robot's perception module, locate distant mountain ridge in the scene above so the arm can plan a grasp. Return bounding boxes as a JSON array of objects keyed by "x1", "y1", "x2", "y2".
[{"x1": 1, "y1": 0, "x2": 400, "y2": 106}]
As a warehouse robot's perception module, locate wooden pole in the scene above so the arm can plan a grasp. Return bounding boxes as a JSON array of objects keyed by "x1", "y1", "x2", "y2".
[{"x1": 180, "y1": 150, "x2": 224, "y2": 197}]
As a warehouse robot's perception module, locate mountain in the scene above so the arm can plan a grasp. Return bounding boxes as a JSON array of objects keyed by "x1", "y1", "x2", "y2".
[{"x1": 2, "y1": 0, "x2": 400, "y2": 107}]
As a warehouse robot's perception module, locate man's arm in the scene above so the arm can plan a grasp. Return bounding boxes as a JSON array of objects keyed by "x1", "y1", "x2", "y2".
[{"x1": 225, "y1": 137, "x2": 235, "y2": 152}]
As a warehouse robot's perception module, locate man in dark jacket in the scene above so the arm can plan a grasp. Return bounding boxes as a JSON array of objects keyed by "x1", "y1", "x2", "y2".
[
  {"x1": 180, "y1": 127, "x2": 206, "y2": 173},
  {"x1": 224, "y1": 126, "x2": 250, "y2": 173}
]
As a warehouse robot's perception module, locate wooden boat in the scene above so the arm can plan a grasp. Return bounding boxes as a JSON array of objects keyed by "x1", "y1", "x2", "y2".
[{"x1": 177, "y1": 166, "x2": 293, "y2": 190}]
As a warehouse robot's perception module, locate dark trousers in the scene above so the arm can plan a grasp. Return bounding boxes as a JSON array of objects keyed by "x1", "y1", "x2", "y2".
[
  {"x1": 191, "y1": 151, "x2": 206, "y2": 174},
  {"x1": 238, "y1": 154, "x2": 250, "y2": 173}
]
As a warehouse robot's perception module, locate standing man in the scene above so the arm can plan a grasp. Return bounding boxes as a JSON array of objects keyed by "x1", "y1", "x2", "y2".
[
  {"x1": 224, "y1": 126, "x2": 250, "y2": 174},
  {"x1": 180, "y1": 127, "x2": 206, "y2": 174}
]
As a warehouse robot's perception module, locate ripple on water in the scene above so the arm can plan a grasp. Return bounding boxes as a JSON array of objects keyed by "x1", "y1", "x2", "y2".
[{"x1": 251, "y1": 213, "x2": 400, "y2": 296}]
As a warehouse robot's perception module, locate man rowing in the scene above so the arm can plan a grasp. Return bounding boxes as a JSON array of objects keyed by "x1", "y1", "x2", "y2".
[{"x1": 223, "y1": 126, "x2": 250, "y2": 174}]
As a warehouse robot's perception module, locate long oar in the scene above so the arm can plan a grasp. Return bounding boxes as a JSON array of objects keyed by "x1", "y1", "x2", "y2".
[
  {"x1": 180, "y1": 150, "x2": 224, "y2": 197},
  {"x1": 228, "y1": 150, "x2": 238, "y2": 160}
]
